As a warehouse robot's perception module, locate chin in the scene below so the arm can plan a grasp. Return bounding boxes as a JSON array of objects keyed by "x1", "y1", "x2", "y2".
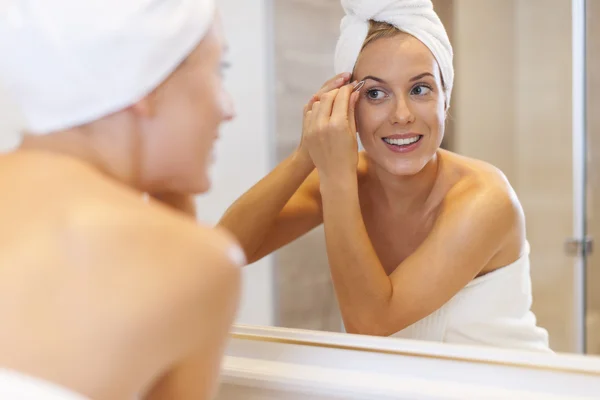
[
  {"x1": 385, "y1": 163, "x2": 425, "y2": 177},
  {"x1": 191, "y1": 174, "x2": 212, "y2": 195},
  {"x1": 368, "y1": 153, "x2": 427, "y2": 177}
]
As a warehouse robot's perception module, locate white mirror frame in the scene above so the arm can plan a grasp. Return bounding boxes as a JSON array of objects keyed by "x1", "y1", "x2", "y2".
[{"x1": 218, "y1": 325, "x2": 600, "y2": 399}]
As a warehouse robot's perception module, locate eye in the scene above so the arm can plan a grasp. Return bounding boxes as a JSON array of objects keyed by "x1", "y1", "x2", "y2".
[
  {"x1": 366, "y1": 89, "x2": 387, "y2": 101},
  {"x1": 411, "y1": 84, "x2": 432, "y2": 96}
]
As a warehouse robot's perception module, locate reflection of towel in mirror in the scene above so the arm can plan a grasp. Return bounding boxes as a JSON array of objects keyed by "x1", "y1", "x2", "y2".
[
  {"x1": 334, "y1": 0, "x2": 454, "y2": 108},
  {"x1": 0, "y1": 369, "x2": 90, "y2": 400},
  {"x1": 340, "y1": 243, "x2": 551, "y2": 352},
  {"x1": 392, "y1": 242, "x2": 551, "y2": 352}
]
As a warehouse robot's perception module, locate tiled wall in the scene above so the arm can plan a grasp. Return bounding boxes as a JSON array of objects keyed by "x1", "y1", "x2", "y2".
[{"x1": 272, "y1": 0, "x2": 344, "y2": 331}]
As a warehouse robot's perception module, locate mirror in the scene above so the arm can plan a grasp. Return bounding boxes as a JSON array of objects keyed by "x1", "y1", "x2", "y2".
[{"x1": 209, "y1": 0, "x2": 600, "y2": 357}]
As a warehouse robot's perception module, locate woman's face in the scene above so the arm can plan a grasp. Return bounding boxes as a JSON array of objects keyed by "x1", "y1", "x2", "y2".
[
  {"x1": 140, "y1": 14, "x2": 235, "y2": 195},
  {"x1": 353, "y1": 33, "x2": 446, "y2": 177}
]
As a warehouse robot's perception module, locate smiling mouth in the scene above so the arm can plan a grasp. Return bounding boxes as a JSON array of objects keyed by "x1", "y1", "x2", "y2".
[{"x1": 382, "y1": 135, "x2": 423, "y2": 147}]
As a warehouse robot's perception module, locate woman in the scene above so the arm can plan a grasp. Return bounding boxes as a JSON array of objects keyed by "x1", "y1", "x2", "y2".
[
  {"x1": 220, "y1": 0, "x2": 550, "y2": 352},
  {"x1": 0, "y1": 0, "x2": 243, "y2": 399}
]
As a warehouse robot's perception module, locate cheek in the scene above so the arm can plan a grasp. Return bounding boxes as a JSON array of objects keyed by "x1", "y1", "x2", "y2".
[
  {"x1": 413, "y1": 101, "x2": 444, "y2": 131},
  {"x1": 355, "y1": 100, "x2": 389, "y2": 135}
]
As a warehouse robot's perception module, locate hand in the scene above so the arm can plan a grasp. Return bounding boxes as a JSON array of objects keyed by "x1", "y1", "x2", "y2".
[
  {"x1": 296, "y1": 73, "x2": 352, "y2": 166},
  {"x1": 149, "y1": 193, "x2": 197, "y2": 218},
  {"x1": 303, "y1": 83, "x2": 360, "y2": 181}
]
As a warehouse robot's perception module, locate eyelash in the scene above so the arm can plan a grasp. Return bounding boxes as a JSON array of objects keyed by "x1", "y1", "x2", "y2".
[
  {"x1": 365, "y1": 88, "x2": 386, "y2": 101},
  {"x1": 364, "y1": 83, "x2": 433, "y2": 101},
  {"x1": 411, "y1": 84, "x2": 432, "y2": 96}
]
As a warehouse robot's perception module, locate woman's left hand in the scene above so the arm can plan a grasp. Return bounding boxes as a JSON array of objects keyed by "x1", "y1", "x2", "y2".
[{"x1": 304, "y1": 83, "x2": 360, "y2": 182}]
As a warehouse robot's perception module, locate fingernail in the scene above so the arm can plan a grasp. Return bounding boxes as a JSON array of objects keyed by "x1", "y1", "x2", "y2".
[
  {"x1": 342, "y1": 72, "x2": 352, "y2": 79},
  {"x1": 335, "y1": 77, "x2": 345, "y2": 85}
]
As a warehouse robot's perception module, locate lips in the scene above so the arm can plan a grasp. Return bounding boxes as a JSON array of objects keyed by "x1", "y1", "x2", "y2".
[{"x1": 381, "y1": 134, "x2": 423, "y2": 154}]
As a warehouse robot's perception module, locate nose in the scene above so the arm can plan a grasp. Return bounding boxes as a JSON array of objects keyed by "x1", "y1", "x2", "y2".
[
  {"x1": 391, "y1": 94, "x2": 415, "y2": 125},
  {"x1": 221, "y1": 90, "x2": 236, "y2": 122}
]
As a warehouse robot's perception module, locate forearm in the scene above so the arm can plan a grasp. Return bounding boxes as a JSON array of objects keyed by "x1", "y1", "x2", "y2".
[
  {"x1": 320, "y1": 175, "x2": 393, "y2": 335},
  {"x1": 218, "y1": 151, "x2": 314, "y2": 261}
]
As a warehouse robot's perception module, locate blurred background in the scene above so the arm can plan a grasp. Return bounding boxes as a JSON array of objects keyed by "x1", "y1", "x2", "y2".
[{"x1": 0, "y1": 0, "x2": 597, "y2": 356}]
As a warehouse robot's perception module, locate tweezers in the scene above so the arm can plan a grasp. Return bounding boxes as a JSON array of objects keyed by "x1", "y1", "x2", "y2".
[{"x1": 353, "y1": 80, "x2": 365, "y2": 92}]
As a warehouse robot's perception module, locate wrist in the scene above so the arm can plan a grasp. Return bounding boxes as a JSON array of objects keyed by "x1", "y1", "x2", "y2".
[
  {"x1": 291, "y1": 148, "x2": 315, "y2": 174},
  {"x1": 319, "y1": 170, "x2": 358, "y2": 197}
]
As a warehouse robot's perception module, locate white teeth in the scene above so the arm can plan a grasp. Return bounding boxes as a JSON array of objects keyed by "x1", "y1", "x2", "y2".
[{"x1": 383, "y1": 136, "x2": 420, "y2": 146}]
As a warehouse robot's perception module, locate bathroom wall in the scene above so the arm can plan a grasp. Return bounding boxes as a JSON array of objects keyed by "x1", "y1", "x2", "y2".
[
  {"x1": 271, "y1": 0, "x2": 344, "y2": 331},
  {"x1": 196, "y1": 0, "x2": 276, "y2": 326},
  {"x1": 453, "y1": 0, "x2": 578, "y2": 353},
  {"x1": 585, "y1": 0, "x2": 600, "y2": 355}
]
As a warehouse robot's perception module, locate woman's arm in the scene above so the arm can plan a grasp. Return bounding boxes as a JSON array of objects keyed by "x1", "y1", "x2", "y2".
[
  {"x1": 322, "y1": 177, "x2": 521, "y2": 336},
  {"x1": 218, "y1": 151, "x2": 322, "y2": 263},
  {"x1": 218, "y1": 73, "x2": 351, "y2": 264}
]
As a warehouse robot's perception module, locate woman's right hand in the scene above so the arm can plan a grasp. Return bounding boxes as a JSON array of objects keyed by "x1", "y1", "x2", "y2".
[{"x1": 296, "y1": 72, "x2": 352, "y2": 165}]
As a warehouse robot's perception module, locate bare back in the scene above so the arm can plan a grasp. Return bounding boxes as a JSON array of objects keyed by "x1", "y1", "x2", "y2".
[{"x1": 0, "y1": 151, "x2": 242, "y2": 400}]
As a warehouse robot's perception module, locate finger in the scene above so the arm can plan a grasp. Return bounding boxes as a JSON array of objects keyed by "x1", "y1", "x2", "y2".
[
  {"x1": 348, "y1": 91, "x2": 360, "y2": 134},
  {"x1": 309, "y1": 101, "x2": 321, "y2": 133},
  {"x1": 321, "y1": 72, "x2": 351, "y2": 90},
  {"x1": 307, "y1": 74, "x2": 351, "y2": 110},
  {"x1": 303, "y1": 109, "x2": 313, "y2": 130},
  {"x1": 317, "y1": 73, "x2": 351, "y2": 97},
  {"x1": 331, "y1": 84, "x2": 353, "y2": 121},
  {"x1": 314, "y1": 89, "x2": 339, "y2": 127},
  {"x1": 305, "y1": 94, "x2": 319, "y2": 112}
]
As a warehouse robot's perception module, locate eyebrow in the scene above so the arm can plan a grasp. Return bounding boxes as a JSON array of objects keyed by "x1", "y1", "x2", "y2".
[
  {"x1": 360, "y1": 72, "x2": 435, "y2": 84},
  {"x1": 361, "y1": 75, "x2": 386, "y2": 84},
  {"x1": 409, "y1": 72, "x2": 435, "y2": 82}
]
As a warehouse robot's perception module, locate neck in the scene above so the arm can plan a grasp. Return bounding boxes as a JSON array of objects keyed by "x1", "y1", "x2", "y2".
[
  {"x1": 18, "y1": 116, "x2": 143, "y2": 190},
  {"x1": 365, "y1": 152, "x2": 441, "y2": 215}
]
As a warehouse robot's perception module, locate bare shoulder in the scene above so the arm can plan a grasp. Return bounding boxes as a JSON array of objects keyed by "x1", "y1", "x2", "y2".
[
  {"x1": 0, "y1": 151, "x2": 244, "y2": 278},
  {"x1": 440, "y1": 149, "x2": 520, "y2": 206},
  {"x1": 68, "y1": 184, "x2": 245, "y2": 280},
  {"x1": 437, "y1": 150, "x2": 525, "y2": 261}
]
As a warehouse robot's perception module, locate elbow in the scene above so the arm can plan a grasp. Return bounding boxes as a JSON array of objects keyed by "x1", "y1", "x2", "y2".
[
  {"x1": 343, "y1": 311, "x2": 403, "y2": 338},
  {"x1": 213, "y1": 226, "x2": 251, "y2": 267},
  {"x1": 343, "y1": 301, "x2": 414, "y2": 337}
]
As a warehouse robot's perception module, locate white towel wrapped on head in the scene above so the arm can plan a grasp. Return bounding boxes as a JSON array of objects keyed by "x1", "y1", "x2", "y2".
[
  {"x1": 0, "y1": 0, "x2": 215, "y2": 134},
  {"x1": 334, "y1": 0, "x2": 454, "y2": 108}
]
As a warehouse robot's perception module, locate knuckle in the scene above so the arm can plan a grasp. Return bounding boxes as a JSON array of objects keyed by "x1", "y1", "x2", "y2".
[
  {"x1": 320, "y1": 92, "x2": 334, "y2": 102},
  {"x1": 331, "y1": 119, "x2": 345, "y2": 131}
]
